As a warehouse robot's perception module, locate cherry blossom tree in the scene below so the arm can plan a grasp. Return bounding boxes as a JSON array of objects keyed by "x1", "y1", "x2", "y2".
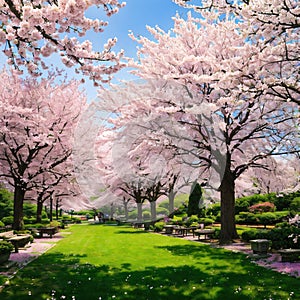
[
  {"x1": 236, "y1": 156, "x2": 300, "y2": 197},
  {"x1": 115, "y1": 12, "x2": 299, "y2": 244},
  {"x1": 1, "y1": 0, "x2": 126, "y2": 83},
  {"x1": 174, "y1": 0, "x2": 300, "y2": 105},
  {"x1": 0, "y1": 68, "x2": 86, "y2": 230}
]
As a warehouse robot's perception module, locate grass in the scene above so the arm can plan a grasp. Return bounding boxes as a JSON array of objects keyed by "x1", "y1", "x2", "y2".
[{"x1": 0, "y1": 224, "x2": 299, "y2": 300}]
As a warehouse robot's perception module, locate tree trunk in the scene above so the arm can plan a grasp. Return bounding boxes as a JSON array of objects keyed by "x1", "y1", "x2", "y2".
[
  {"x1": 150, "y1": 201, "x2": 157, "y2": 221},
  {"x1": 168, "y1": 191, "x2": 176, "y2": 215},
  {"x1": 13, "y1": 185, "x2": 25, "y2": 231},
  {"x1": 110, "y1": 203, "x2": 114, "y2": 220},
  {"x1": 55, "y1": 199, "x2": 59, "y2": 220},
  {"x1": 36, "y1": 200, "x2": 43, "y2": 223},
  {"x1": 123, "y1": 199, "x2": 129, "y2": 221},
  {"x1": 219, "y1": 166, "x2": 239, "y2": 245},
  {"x1": 137, "y1": 202, "x2": 143, "y2": 223},
  {"x1": 49, "y1": 196, "x2": 53, "y2": 221}
]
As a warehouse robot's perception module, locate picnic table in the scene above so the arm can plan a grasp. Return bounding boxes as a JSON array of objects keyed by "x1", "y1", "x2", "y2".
[
  {"x1": 37, "y1": 227, "x2": 58, "y2": 238},
  {"x1": 163, "y1": 225, "x2": 175, "y2": 234},
  {"x1": 194, "y1": 228, "x2": 215, "y2": 240},
  {"x1": 175, "y1": 226, "x2": 199, "y2": 237}
]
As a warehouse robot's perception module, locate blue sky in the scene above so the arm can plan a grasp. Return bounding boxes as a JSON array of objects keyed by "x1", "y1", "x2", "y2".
[
  {"x1": 83, "y1": 0, "x2": 190, "y2": 100},
  {"x1": 0, "y1": 1, "x2": 190, "y2": 101}
]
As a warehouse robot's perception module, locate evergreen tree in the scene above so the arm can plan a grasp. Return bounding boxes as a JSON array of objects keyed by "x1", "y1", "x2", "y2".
[{"x1": 187, "y1": 182, "x2": 203, "y2": 217}]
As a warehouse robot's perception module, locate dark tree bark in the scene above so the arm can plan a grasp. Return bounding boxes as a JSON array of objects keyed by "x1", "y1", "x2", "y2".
[
  {"x1": 49, "y1": 195, "x2": 53, "y2": 221},
  {"x1": 13, "y1": 184, "x2": 25, "y2": 231},
  {"x1": 219, "y1": 164, "x2": 239, "y2": 245},
  {"x1": 36, "y1": 198, "x2": 43, "y2": 223}
]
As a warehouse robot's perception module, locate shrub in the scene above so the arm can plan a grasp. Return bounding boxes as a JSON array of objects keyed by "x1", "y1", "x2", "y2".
[
  {"x1": 275, "y1": 221, "x2": 290, "y2": 228},
  {"x1": 290, "y1": 197, "x2": 300, "y2": 212},
  {"x1": 249, "y1": 202, "x2": 275, "y2": 213},
  {"x1": 71, "y1": 217, "x2": 82, "y2": 224},
  {"x1": 0, "y1": 221, "x2": 5, "y2": 227},
  {"x1": 206, "y1": 203, "x2": 221, "y2": 216},
  {"x1": 50, "y1": 221, "x2": 61, "y2": 228},
  {"x1": 0, "y1": 240, "x2": 14, "y2": 254},
  {"x1": 241, "y1": 229, "x2": 269, "y2": 242},
  {"x1": 158, "y1": 200, "x2": 169, "y2": 210},
  {"x1": 156, "y1": 206, "x2": 169, "y2": 216},
  {"x1": 235, "y1": 198, "x2": 251, "y2": 214},
  {"x1": 142, "y1": 211, "x2": 151, "y2": 220},
  {"x1": 212, "y1": 227, "x2": 221, "y2": 239},
  {"x1": 184, "y1": 215, "x2": 199, "y2": 227},
  {"x1": 235, "y1": 212, "x2": 258, "y2": 225},
  {"x1": 198, "y1": 217, "x2": 214, "y2": 226},
  {"x1": 23, "y1": 217, "x2": 36, "y2": 224},
  {"x1": 256, "y1": 212, "x2": 277, "y2": 228},
  {"x1": 276, "y1": 191, "x2": 300, "y2": 210},
  {"x1": 0, "y1": 187, "x2": 13, "y2": 220},
  {"x1": 242, "y1": 226, "x2": 300, "y2": 249},
  {"x1": 128, "y1": 211, "x2": 137, "y2": 220},
  {"x1": 153, "y1": 221, "x2": 165, "y2": 232},
  {"x1": 267, "y1": 226, "x2": 300, "y2": 250},
  {"x1": 170, "y1": 216, "x2": 183, "y2": 226},
  {"x1": 1, "y1": 216, "x2": 13, "y2": 226}
]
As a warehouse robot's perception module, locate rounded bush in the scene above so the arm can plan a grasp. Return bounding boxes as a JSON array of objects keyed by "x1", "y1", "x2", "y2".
[
  {"x1": 142, "y1": 211, "x2": 151, "y2": 220},
  {"x1": 0, "y1": 240, "x2": 14, "y2": 255},
  {"x1": 184, "y1": 215, "x2": 199, "y2": 227},
  {"x1": 267, "y1": 227, "x2": 300, "y2": 250},
  {"x1": 153, "y1": 221, "x2": 165, "y2": 232},
  {"x1": 256, "y1": 212, "x2": 277, "y2": 227},
  {"x1": 249, "y1": 202, "x2": 275, "y2": 213},
  {"x1": 197, "y1": 217, "x2": 214, "y2": 226},
  {"x1": 235, "y1": 212, "x2": 257, "y2": 225},
  {"x1": 1, "y1": 216, "x2": 13, "y2": 225},
  {"x1": 241, "y1": 229, "x2": 268, "y2": 242},
  {"x1": 290, "y1": 197, "x2": 300, "y2": 212}
]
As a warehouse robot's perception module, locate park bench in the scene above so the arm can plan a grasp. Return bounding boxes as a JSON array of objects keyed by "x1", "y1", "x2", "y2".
[
  {"x1": 174, "y1": 226, "x2": 200, "y2": 237},
  {"x1": 278, "y1": 249, "x2": 300, "y2": 262},
  {"x1": 37, "y1": 227, "x2": 58, "y2": 238},
  {"x1": 194, "y1": 228, "x2": 215, "y2": 241},
  {"x1": 0, "y1": 230, "x2": 32, "y2": 253},
  {"x1": 8, "y1": 235, "x2": 32, "y2": 253}
]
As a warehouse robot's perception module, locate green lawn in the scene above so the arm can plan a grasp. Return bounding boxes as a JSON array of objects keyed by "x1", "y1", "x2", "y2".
[{"x1": 0, "y1": 224, "x2": 299, "y2": 300}]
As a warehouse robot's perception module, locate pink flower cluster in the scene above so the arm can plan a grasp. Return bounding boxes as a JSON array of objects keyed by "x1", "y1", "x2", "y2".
[{"x1": 0, "y1": 0, "x2": 126, "y2": 82}]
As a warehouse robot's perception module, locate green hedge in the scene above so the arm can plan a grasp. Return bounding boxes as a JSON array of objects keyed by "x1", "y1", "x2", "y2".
[
  {"x1": 1, "y1": 216, "x2": 13, "y2": 225},
  {"x1": 241, "y1": 226, "x2": 300, "y2": 250},
  {"x1": 235, "y1": 211, "x2": 289, "y2": 226}
]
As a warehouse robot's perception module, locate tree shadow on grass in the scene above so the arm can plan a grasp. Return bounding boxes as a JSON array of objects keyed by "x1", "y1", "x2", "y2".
[
  {"x1": 0, "y1": 246, "x2": 299, "y2": 300},
  {"x1": 114, "y1": 229, "x2": 149, "y2": 235}
]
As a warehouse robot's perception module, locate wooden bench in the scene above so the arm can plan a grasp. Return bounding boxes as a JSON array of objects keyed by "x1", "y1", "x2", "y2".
[
  {"x1": 0, "y1": 231, "x2": 32, "y2": 253},
  {"x1": 8, "y1": 235, "x2": 31, "y2": 253},
  {"x1": 278, "y1": 249, "x2": 300, "y2": 262},
  {"x1": 163, "y1": 225, "x2": 175, "y2": 234},
  {"x1": 37, "y1": 227, "x2": 58, "y2": 238},
  {"x1": 194, "y1": 229, "x2": 215, "y2": 240},
  {"x1": 174, "y1": 226, "x2": 199, "y2": 237}
]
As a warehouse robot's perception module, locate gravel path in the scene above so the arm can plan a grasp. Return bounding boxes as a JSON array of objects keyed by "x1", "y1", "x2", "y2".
[{"x1": 0, "y1": 235, "x2": 63, "y2": 278}]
